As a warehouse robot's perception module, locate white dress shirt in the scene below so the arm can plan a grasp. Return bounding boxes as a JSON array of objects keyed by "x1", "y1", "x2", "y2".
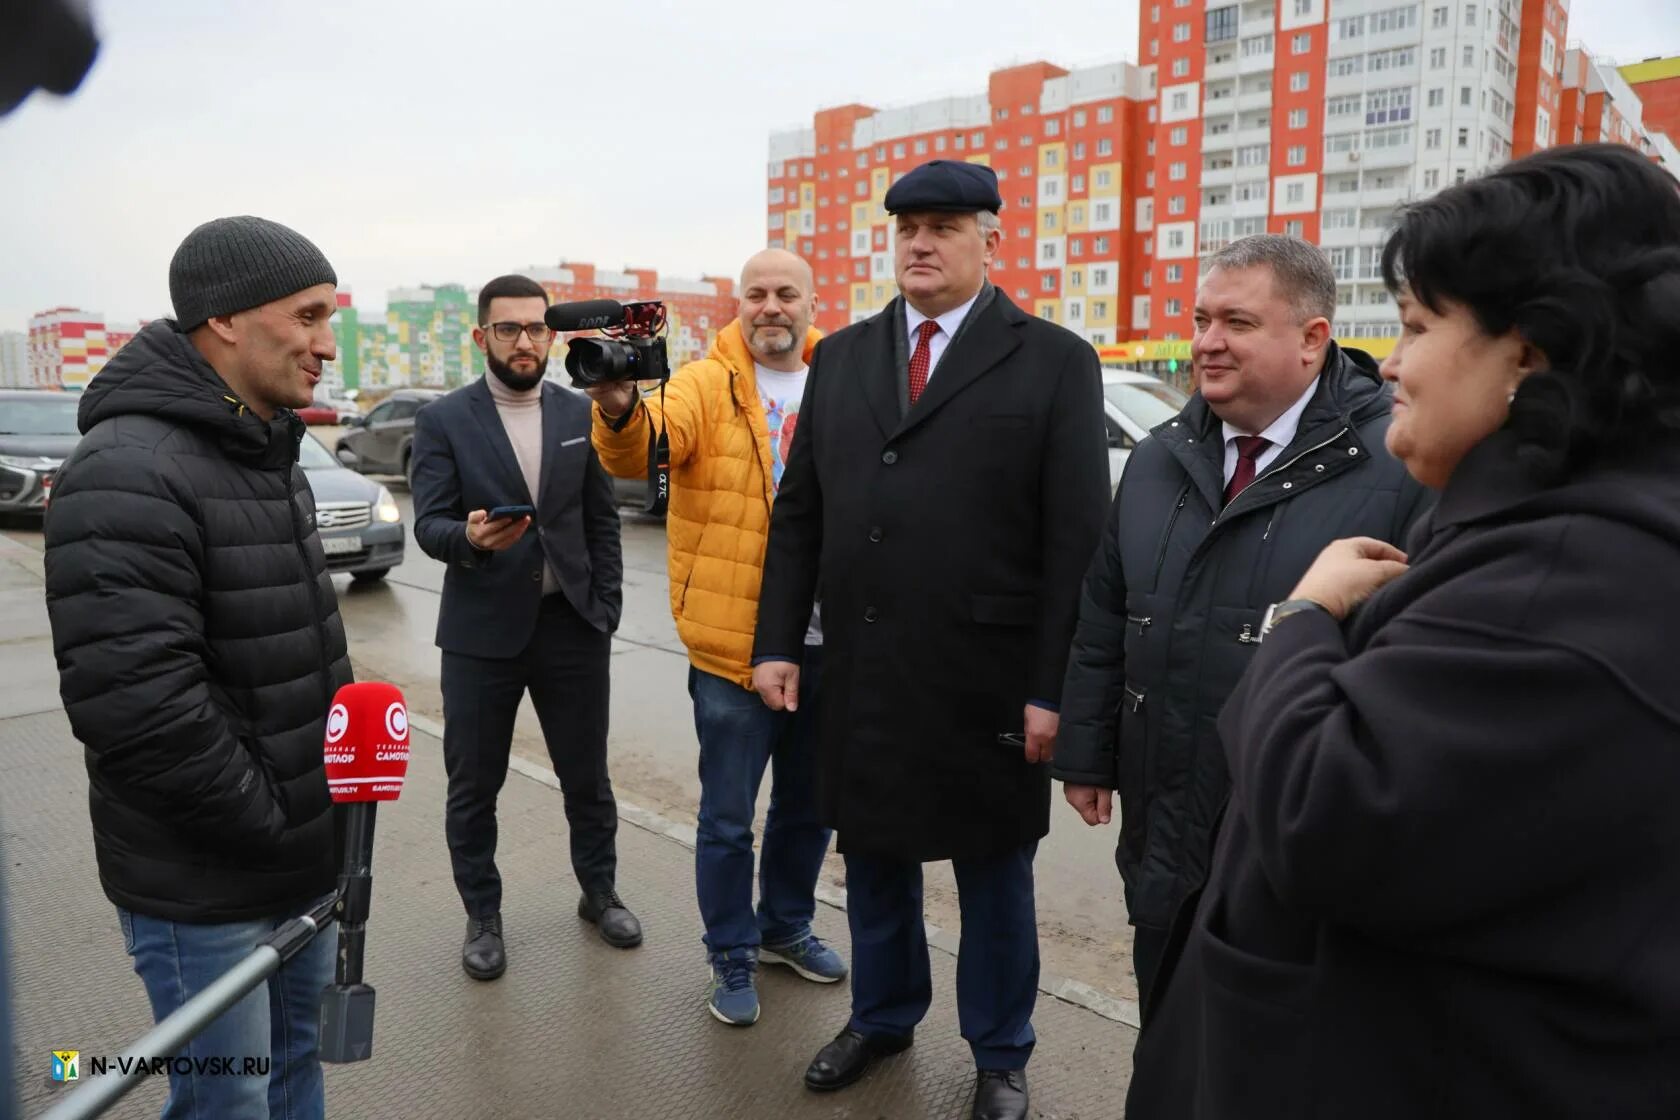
[
  {"x1": 904, "y1": 288, "x2": 982, "y2": 384},
  {"x1": 1220, "y1": 375, "x2": 1321, "y2": 486}
]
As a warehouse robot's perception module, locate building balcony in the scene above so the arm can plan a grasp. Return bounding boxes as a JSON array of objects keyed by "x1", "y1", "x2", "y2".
[
  {"x1": 1358, "y1": 185, "x2": 1410, "y2": 209},
  {"x1": 1320, "y1": 225, "x2": 1360, "y2": 248},
  {"x1": 1236, "y1": 90, "x2": 1272, "y2": 115},
  {"x1": 1200, "y1": 165, "x2": 1238, "y2": 189},
  {"x1": 1235, "y1": 125, "x2": 1272, "y2": 149},
  {"x1": 1204, "y1": 56, "x2": 1238, "y2": 84}
]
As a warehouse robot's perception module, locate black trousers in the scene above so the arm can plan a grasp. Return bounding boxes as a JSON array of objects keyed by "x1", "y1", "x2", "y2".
[{"x1": 441, "y1": 593, "x2": 617, "y2": 917}]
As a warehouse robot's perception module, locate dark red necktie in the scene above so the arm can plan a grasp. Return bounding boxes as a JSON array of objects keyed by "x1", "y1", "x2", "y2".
[
  {"x1": 1223, "y1": 435, "x2": 1270, "y2": 506},
  {"x1": 907, "y1": 320, "x2": 940, "y2": 405}
]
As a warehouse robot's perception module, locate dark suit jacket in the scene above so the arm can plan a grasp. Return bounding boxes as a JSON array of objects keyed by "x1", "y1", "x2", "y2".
[
  {"x1": 753, "y1": 289, "x2": 1111, "y2": 862},
  {"x1": 411, "y1": 377, "x2": 622, "y2": 658}
]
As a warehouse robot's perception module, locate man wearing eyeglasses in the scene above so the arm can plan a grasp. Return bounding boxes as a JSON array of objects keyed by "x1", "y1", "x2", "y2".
[{"x1": 411, "y1": 274, "x2": 640, "y2": 982}]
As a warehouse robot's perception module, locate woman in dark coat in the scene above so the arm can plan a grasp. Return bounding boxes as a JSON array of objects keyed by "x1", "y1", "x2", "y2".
[{"x1": 1128, "y1": 144, "x2": 1680, "y2": 1118}]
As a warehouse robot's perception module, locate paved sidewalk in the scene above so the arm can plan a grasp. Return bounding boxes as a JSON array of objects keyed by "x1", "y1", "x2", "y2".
[{"x1": 5, "y1": 705, "x2": 1136, "y2": 1119}]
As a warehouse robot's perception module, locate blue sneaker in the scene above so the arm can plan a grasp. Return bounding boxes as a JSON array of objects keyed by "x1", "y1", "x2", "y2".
[
  {"x1": 707, "y1": 958, "x2": 760, "y2": 1025},
  {"x1": 761, "y1": 934, "x2": 848, "y2": 984}
]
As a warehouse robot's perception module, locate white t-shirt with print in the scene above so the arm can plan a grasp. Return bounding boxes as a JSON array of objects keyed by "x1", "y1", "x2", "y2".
[{"x1": 756, "y1": 362, "x2": 822, "y2": 647}]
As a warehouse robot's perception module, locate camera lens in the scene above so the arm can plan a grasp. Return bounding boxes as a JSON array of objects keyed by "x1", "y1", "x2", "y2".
[{"x1": 564, "y1": 338, "x2": 635, "y2": 387}]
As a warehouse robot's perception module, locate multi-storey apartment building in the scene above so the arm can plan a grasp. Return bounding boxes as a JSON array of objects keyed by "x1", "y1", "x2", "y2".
[
  {"x1": 770, "y1": 0, "x2": 1678, "y2": 363},
  {"x1": 1623, "y1": 55, "x2": 1680, "y2": 143}
]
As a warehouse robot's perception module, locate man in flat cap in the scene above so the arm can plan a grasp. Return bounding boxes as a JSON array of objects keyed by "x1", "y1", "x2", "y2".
[
  {"x1": 753, "y1": 160, "x2": 1110, "y2": 1119},
  {"x1": 45, "y1": 216, "x2": 349, "y2": 1119}
]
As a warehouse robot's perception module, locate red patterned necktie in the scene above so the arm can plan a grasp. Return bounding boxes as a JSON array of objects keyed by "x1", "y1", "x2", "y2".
[
  {"x1": 907, "y1": 319, "x2": 940, "y2": 405},
  {"x1": 1223, "y1": 435, "x2": 1270, "y2": 506}
]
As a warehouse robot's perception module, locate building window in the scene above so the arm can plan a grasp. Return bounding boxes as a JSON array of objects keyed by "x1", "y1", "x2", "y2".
[
  {"x1": 1291, "y1": 31, "x2": 1312, "y2": 54},
  {"x1": 1095, "y1": 236, "x2": 1111, "y2": 253},
  {"x1": 1430, "y1": 46, "x2": 1446, "y2": 69},
  {"x1": 1045, "y1": 149, "x2": 1060, "y2": 168},
  {"x1": 1097, "y1": 138, "x2": 1114, "y2": 157},
  {"x1": 1426, "y1": 127, "x2": 1442, "y2": 149},
  {"x1": 1431, "y1": 5, "x2": 1448, "y2": 28},
  {"x1": 1170, "y1": 126, "x2": 1187, "y2": 146},
  {"x1": 1073, "y1": 141, "x2": 1086, "y2": 160},
  {"x1": 1460, "y1": 86, "x2": 1472, "y2": 107},
  {"x1": 1097, "y1": 106, "x2": 1114, "y2": 124},
  {"x1": 1166, "y1": 264, "x2": 1183, "y2": 282},
  {"x1": 1168, "y1": 196, "x2": 1186, "y2": 215},
  {"x1": 1172, "y1": 58, "x2": 1190, "y2": 77},
  {"x1": 1286, "y1": 182, "x2": 1306, "y2": 204},
  {"x1": 1457, "y1": 127, "x2": 1469, "y2": 148},
  {"x1": 1045, "y1": 120, "x2": 1060, "y2": 137},
  {"x1": 996, "y1": 108, "x2": 1009, "y2": 120},
  {"x1": 1096, "y1": 170, "x2": 1113, "y2": 188},
  {"x1": 1287, "y1": 145, "x2": 1307, "y2": 166},
  {"x1": 1072, "y1": 174, "x2": 1085, "y2": 192},
  {"x1": 1237, "y1": 144, "x2": 1269, "y2": 166},
  {"x1": 1169, "y1": 161, "x2": 1187, "y2": 180},
  {"x1": 1424, "y1": 168, "x2": 1440, "y2": 188},
  {"x1": 1042, "y1": 274, "x2": 1057, "y2": 291},
  {"x1": 1206, "y1": 4, "x2": 1238, "y2": 42},
  {"x1": 1241, "y1": 33, "x2": 1273, "y2": 58},
  {"x1": 1165, "y1": 298, "x2": 1183, "y2": 316},
  {"x1": 1428, "y1": 87, "x2": 1443, "y2": 108},
  {"x1": 1291, "y1": 71, "x2": 1310, "y2": 92},
  {"x1": 1289, "y1": 109, "x2": 1308, "y2": 129},
  {"x1": 1463, "y1": 45, "x2": 1474, "y2": 67},
  {"x1": 1465, "y1": 3, "x2": 1476, "y2": 25},
  {"x1": 1173, "y1": 22, "x2": 1191, "y2": 42}
]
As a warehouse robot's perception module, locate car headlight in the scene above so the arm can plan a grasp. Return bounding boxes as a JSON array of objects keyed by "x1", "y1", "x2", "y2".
[{"x1": 373, "y1": 486, "x2": 401, "y2": 524}]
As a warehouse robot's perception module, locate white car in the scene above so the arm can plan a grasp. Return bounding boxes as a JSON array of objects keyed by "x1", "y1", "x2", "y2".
[{"x1": 1100, "y1": 368, "x2": 1190, "y2": 490}]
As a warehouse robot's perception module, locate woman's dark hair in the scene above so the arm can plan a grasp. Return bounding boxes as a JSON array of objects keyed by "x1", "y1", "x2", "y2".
[{"x1": 1382, "y1": 143, "x2": 1680, "y2": 480}]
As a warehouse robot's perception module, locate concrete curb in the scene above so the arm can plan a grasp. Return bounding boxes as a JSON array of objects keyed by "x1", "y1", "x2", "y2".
[{"x1": 406, "y1": 710, "x2": 1143, "y2": 1030}]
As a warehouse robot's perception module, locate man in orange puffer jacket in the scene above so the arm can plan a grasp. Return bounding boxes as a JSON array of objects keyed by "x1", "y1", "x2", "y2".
[{"x1": 589, "y1": 249, "x2": 847, "y2": 1027}]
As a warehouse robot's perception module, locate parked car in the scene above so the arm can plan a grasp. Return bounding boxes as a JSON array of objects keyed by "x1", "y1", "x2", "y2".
[
  {"x1": 334, "y1": 388, "x2": 445, "y2": 484},
  {"x1": 0, "y1": 389, "x2": 80, "y2": 518},
  {"x1": 1100, "y1": 368, "x2": 1190, "y2": 490},
  {"x1": 296, "y1": 396, "x2": 362, "y2": 426},
  {"x1": 298, "y1": 432, "x2": 404, "y2": 581}
]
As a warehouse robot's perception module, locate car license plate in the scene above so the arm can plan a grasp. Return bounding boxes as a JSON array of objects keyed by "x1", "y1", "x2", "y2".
[{"x1": 321, "y1": 536, "x2": 363, "y2": 556}]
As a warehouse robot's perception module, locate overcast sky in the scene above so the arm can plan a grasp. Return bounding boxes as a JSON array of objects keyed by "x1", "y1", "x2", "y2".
[{"x1": 0, "y1": 0, "x2": 1675, "y2": 330}]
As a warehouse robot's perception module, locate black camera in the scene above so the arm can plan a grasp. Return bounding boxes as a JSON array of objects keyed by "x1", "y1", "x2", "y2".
[{"x1": 544, "y1": 299, "x2": 671, "y2": 388}]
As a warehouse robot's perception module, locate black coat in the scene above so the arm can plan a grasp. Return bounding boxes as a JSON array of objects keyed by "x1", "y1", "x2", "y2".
[
  {"x1": 754, "y1": 291, "x2": 1110, "y2": 861},
  {"x1": 1053, "y1": 345, "x2": 1430, "y2": 933},
  {"x1": 410, "y1": 377, "x2": 622, "y2": 658},
  {"x1": 43, "y1": 321, "x2": 352, "y2": 923},
  {"x1": 1129, "y1": 430, "x2": 1680, "y2": 1118}
]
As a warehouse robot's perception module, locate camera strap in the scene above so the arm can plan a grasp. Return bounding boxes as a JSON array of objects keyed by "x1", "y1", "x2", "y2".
[{"x1": 644, "y1": 382, "x2": 670, "y2": 516}]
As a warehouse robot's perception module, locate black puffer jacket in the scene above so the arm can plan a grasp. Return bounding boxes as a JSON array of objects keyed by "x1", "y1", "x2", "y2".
[
  {"x1": 44, "y1": 320, "x2": 351, "y2": 923},
  {"x1": 1053, "y1": 345, "x2": 1431, "y2": 935}
]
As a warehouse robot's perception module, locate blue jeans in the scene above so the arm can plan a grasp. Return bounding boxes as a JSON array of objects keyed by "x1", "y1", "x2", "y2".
[
  {"x1": 690, "y1": 646, "x2": 830, "y2": 962},
  {"x1": 118, "y1": 896, "x2": 336, "y2": 1120}
]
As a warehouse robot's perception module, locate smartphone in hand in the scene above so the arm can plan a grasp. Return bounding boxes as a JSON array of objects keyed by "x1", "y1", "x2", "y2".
[{"x1": 486, "y1": 504, "x2": 536, "y2": 522}]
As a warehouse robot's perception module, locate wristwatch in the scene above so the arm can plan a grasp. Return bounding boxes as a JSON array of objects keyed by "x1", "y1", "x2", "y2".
[{"x1": 1258, "y1": 598, "x2": 1328, "y2": 641}]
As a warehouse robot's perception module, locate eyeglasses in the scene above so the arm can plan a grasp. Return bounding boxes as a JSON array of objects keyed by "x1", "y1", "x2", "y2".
[{"x1": 485, "y1": 321, "x2": 553, "y2": 344}]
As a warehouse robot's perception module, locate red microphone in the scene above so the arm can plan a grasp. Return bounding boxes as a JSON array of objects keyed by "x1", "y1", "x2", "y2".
[
  {"x1": 319, "y1": 681, "x2": 408, "y2": 1063},
  {"x1": 322, "y1": 681, "x2": 410, "y2": 803}
]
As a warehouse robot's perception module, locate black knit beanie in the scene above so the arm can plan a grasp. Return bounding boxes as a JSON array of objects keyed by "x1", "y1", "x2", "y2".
[{"x1": 168, "y1": 216, "x2": 337, "y2": 331}]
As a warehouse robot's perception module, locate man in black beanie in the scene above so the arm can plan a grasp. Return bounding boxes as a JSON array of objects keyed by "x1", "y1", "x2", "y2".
[{"x1": 44, "y1": 216, "x2": 350, "y2": 1120}]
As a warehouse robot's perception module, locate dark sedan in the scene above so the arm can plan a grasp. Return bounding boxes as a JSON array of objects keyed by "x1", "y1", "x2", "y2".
[
  {"x1": 0, "y1": 389, "x2": 80, "y2": 517},
  {"x1": 335, "y1": 388, "x2": 445, "y2": 485},
  {"x1": 299, "y1": 433, "x2": 405, "y2": 581}
]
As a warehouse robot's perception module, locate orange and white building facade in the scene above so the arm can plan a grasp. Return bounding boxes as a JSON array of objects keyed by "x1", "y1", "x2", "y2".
[{"x1": 769, "y1": 0, "x2": 1678, "y2": 365}]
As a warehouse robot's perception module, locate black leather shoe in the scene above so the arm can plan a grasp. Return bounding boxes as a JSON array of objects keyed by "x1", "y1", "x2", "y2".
[
  {"x1": 578, "y1": 889, "x2": 643, "y2": 948},
  {"x1": 972, "y1": 1069, "x2": 1029, "y2": 1120},
  {"x1": 803, "y1": 1026, "x2": 914, "y2": 1092},
  {"x1": 461, "y1": 913, "x2": 505, "y2": 981}
]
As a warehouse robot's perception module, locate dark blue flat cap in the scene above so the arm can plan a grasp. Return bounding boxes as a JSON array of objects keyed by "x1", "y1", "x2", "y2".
[{"x1": 883, "y1": 159, "x2": 1003, "y2": 215}]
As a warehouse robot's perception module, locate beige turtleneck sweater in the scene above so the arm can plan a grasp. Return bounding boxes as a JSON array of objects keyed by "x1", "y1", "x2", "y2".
[{"x1": 485, "y1": 372, "x2": 558, "y2": 596}]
